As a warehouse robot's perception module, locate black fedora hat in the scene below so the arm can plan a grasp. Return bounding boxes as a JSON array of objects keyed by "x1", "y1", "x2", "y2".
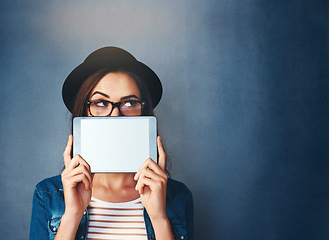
[{"x1": 62, "y1": 46, "x2": 162, "y2": 113}]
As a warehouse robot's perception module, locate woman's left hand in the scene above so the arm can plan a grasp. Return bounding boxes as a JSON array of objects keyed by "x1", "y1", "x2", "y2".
[{"x1": 134, "y1": 136, "x2": 168, "y2": 220}]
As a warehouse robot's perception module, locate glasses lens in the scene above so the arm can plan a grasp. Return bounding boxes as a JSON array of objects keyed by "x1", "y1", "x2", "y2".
[
  {"x1": 89, "y1": 100, "x2": 112, "y2": 116},
  {"x1": 120, "y1": 101, "x2": 142, "y2": 116}
]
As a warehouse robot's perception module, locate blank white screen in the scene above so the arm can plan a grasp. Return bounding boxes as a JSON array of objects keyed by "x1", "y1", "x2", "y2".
[{"x1": 79, "y1": 118, "x2": 153, "y2": 172}]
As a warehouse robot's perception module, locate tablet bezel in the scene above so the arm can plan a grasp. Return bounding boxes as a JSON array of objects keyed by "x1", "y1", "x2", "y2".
[{"x1": 73, "y1": 116, "x2": 157, "y2": 173}]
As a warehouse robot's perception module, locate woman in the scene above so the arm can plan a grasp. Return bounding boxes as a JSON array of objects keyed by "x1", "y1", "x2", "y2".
[{"x1": 29, "y1": 47, "x2": 193, "y2": 240}]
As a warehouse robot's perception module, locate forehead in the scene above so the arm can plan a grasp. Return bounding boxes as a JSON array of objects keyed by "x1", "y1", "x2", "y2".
[{"x1": 91, "y1": 72, "x2": 141, "y2": 99}]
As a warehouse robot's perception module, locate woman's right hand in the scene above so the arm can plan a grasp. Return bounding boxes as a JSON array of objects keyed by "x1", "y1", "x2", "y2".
[
  {"x1": 61, "y1": 135, "x2": 93, "y2": 217},
  {"x1": 54, "y1": 135, "x2": 92, "y2": 239}
]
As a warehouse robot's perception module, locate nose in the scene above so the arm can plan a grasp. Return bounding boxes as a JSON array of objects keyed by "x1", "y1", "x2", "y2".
[{"x1": 109, "y1": 106, "x2": 121, "y2": 117}]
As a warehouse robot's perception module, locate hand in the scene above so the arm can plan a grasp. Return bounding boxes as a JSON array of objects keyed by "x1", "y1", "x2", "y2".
[
  {"x1": 134, "y1": 136, "x2": 168, "y2": 220},
  {"x1": 61, "y1": 135, "x2": 93, "y2": 217}
]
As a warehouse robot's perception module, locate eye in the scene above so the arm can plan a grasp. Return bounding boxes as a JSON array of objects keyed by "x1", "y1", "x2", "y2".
[
  {"x1": 123, "y1": 100, "x2": 139, "y2": 107},
  {"x1": 93, "y1": 100, "x2": 110, "y2": 107}
]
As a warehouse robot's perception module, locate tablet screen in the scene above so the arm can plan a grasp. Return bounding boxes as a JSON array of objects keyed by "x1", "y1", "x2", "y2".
[{"x1": 73, "y1": 116, "x2": 157, "y2": 173}]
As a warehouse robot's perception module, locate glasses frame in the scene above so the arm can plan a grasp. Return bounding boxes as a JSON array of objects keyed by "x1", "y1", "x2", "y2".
[{"x1": 86, "y1": 99, "x2": 145, "y2": 117}]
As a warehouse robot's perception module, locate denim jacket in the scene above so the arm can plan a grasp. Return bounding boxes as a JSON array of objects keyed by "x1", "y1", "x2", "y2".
[{"x1": 29, "y1": 175, "x2": 193, "y2": 240}]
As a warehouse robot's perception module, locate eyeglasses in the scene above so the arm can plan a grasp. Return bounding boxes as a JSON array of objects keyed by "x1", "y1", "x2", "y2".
[{"x1": 86, "y1": 99, "x2": 145, "y2": 116}]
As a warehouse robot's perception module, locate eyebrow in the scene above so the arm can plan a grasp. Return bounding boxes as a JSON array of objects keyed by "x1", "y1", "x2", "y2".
[
  {"x1": 91, "y1": 92, "x2": 139, "y2": 100},
  {"x1": 91, "y1": 91, "x2": 109, "y2": 98},
  {"x1": 121, "y1": 94, "x2": 139, "y2": 100}
]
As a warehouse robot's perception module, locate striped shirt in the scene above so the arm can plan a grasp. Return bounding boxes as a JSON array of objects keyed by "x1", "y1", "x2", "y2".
[{"x1": 87, "y1": 196, "x2": 147, "y2": 240}]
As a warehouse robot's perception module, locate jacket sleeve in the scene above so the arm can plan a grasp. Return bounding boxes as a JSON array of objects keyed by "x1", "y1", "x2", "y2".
[
  {"x1": 185, "y1": 187, "x2": 194, "y2": 240},
  {"x1": 29, "y1": 185, "x2": 51, "y2": 240}
]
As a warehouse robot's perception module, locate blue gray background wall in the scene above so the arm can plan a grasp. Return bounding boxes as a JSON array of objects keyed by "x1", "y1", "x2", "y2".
[{"x1": 0, "y1": 1, "x2": 328, "y2": 239}]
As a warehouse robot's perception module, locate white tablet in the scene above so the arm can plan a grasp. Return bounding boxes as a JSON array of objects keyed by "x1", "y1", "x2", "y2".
[{"x1": 73, "y1": 116, "x2": 157, "y2": 173}]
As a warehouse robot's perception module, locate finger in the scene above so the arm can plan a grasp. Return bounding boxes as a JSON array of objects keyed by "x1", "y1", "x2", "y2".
[
  {"x1": 67, "y1": 154, "x2": 90, "y2": 172},
  {"x1": 135, "y1": 171, "x2": 167, "y2": 195},
  {"x1": 70, "y1": 174, "x2": 92, "y2": 190},
  {"x1": 65, "y1": 155, "x2": 81, "y2": 171},
  {"x1": 139, "y1": 168, "x2": 165, "y2": 182},
  {"x1": 75, "y1": 156, "x2": 91, "y2": 173},
  {"x1": 62, "y1": 162, "x2": 93, "y2": 189},
  {"x1": 135, "y1": 158, "x2": 165, "y2": 181},
  {"x1": 136, "y1": 177, "x2": 159, "y2": 194},
  {"x1": 157, "y1": 136, "x2": 166, "y2": 171},
  {"x1": 63, "y1": 135, "x2": 73, "y2": 168},
  {"x1": 65, "y1": 164, "x2": 92, "y2": 184},
  {"x1": 134, "y1": 159, "x2": 150, "y2": 180},
  {"x1": 135, "y1": 178, "x2": 145, "y2": 194}
]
